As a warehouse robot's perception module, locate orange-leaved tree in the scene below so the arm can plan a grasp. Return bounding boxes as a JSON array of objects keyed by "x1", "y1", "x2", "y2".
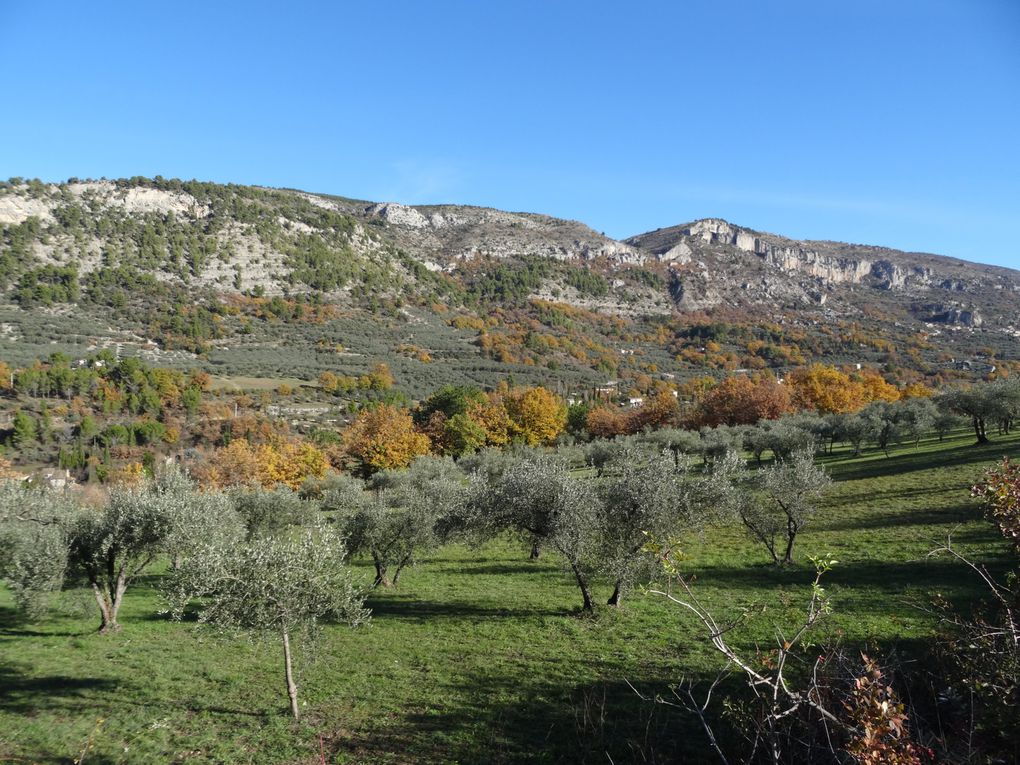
[
  {"x1": 586, "y1": 405, "x2": 630, "y2": 439},
  {"x1": 688, "y1": 374, "x2": 792, "y2": 428},
  {"x1": 344, "y1": 404, "x2": 431, "y2": 475},
  {"x1": 628, "y1": 390, "x2": 681, "y2": 432}
]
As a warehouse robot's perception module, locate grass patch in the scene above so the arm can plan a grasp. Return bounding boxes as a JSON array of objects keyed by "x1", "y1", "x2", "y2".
[
  {"x1": 207, "y1": 375, "x2": 316, "y2": 392},
  {"x1": 0, "y1": 430, "x2": 1015, "y2": 763}
]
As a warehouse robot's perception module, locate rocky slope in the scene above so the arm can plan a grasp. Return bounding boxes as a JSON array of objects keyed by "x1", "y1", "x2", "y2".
[
  {"x1": 626, "y1": 218, "x2": 1019, "y2": 326},
  {"x1": 1, "y1": 177, "x2": 1017, "y2": 332}
]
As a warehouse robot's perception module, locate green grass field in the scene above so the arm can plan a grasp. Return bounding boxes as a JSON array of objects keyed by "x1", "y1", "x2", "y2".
[
  {"x1": 1, "y1": 429, "x2": 1016, "y2": 764},
  {"x1": 206, "y1": 375, "x2": 316, "y2": 392}
]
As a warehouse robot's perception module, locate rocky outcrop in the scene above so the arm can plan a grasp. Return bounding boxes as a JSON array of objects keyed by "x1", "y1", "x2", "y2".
[
  {"x1": 658, "y1": 241, "x2": 693, "y2": 264},
  {"x1": 681, "y1": 219, "x2": 875, "y2": 286},
  {"x1": 0, "y1": 195, "x2": 54, "y2": 225},
  {"x1": 668, "y1": 267, "x2": 722, "y2": 310},
  {"x1": 916, "y1": 302, "x2": 984, "y2": 327},
  {"x1": 366, "y1": 202, "x2": 430, "y2": 228}
]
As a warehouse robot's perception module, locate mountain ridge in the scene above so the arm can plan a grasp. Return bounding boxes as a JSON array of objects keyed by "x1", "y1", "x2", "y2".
[{"x1": 0, "y1": 176, "x2": 1015, "y2": 396}]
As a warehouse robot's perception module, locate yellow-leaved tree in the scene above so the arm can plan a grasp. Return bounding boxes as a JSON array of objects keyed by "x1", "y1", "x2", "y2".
[
  {"x1": 344, "y1": 404, "x2": 431, "y2": 475},
  {"x1": 199, "y1": 438, "x2": 328, "y2": 489},
  {"x1": 788, "y1": 364, "x2": 867, "y2": 414},
  {"x1": 856, "y1": 369, "x2": 901, "y2": 404},
  {"x1": 466, "y1": 395, "x2": 513, "y2": 447},
  {"x1": 504, "y1": 386, "x2": 567, "y2": 446}
]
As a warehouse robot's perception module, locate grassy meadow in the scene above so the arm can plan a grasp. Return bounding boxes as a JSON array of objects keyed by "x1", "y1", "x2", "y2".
[{"x1": 1, "y1": 429, "x2": 1016, "y2": 764}]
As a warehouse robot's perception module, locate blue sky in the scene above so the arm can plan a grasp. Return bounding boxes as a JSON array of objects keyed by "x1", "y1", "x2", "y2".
[{"x1": 1, "y1": 1, "x2": 1018, "y2": 267}]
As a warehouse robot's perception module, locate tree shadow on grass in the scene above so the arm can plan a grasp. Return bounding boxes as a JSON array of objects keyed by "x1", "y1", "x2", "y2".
[
  {"x1": 0, "y1": 662, "x2": 272, "y2": 720},
  {"x1": 0, "y1": 603, "x2": 90, "y2": 638},
  {"x1": 321, "y1": 632, "x2": 997, "y2": 765},
  {"x1": 815, "y1": 502, "x2": 984, "y2": 533},
  {"x1": 453, "y1": 562, "x2": 561, "y2": 576},
  {"x1": 322, "y1": 667, "x2": 709, "y2": 764},
  {"x1": 825, "y1": 439, "x2": 1020, "y2": 483},
  {"x1": 362, "y1": 596, "x2": 563, "y2": 621},
  {"x1": 0, "y1": 664, "x2": 123, "y2": 717},
  {"x1": 685, "y1": 554, "x2": 1013, "y2": 616},
  {"x1": 829, "y1": 485, "x2": 977, "y2": 508}
]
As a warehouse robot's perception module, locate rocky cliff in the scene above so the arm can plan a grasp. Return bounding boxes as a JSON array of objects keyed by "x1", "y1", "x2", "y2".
[{"x1": 0, "y1": 178, "x2": 1016, "y2": 331}]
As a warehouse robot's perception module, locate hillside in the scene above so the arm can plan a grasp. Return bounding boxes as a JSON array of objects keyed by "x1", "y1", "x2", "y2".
[{"x1": 0, "y1": 176, "x2": 1017, "y2": 399}]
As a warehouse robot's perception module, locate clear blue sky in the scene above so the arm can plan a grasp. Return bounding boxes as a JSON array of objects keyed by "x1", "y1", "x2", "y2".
[{"x1": 2, "y1": 1, "x2": 1018, "y2": 267}]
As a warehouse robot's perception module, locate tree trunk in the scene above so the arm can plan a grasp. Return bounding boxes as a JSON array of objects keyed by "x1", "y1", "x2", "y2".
[
  {"x1": 529, "y1": 543, "x2": 541, "y2": 560},
  {"x1": 782, "y1": 523, "x2": 797, "y2": 565},
  {"x1": 974, "y1": 417, "x2": 989, "y2": 444},
  {"x1": 607, "y1": 581, "x2": 623, "y2": 607},
  {"x1": 373, "y1": 560, "x2": 391, "y2": 588},
  {"x1": 91, "y1": 582, "x2": 116, "y2": 633},
  {"x1": 92, "y1": 576, "x2": 125, "y2": 633},
  {"x1": 570, "y1": 564, "x2": 594, "y2": 612},
  {"x1": 282, "y1": 628, "x2": 299, "y2": 720}
]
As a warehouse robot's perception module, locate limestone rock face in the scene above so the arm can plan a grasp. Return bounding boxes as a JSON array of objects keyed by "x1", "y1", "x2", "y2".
[
  {"x1": 659, "y1": 241, "x2": 693, "y2": 264},
  {"x1": 366, "y1": 202, "x2": 430, "y2": 228},
  {"x1": 668, "y1": 267, "x2": 722, "y2": 310},
  {"x1": 0, "y1": 195, "x2": 53, "y2": 225},
  {"x1": 624, "y1": 216, "x2": 1018, "y2": 325},
  {"x1": 918, "y1": 303, "x2": 984, "y2": 327}
]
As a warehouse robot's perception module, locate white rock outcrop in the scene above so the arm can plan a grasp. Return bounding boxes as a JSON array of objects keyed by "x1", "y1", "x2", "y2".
[
  {"x1": 0, "y1": 195, "x2": 54, "y2": 224},
  {"x1": 366, "y1": 202, "x2": 430, "y2": 228}
]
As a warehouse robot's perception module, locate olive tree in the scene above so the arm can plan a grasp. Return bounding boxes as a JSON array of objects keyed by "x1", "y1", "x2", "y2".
[
  {"x1": 898, "y1": 396, "x2": 938, "y2": 447},
  {"x1": 940, "y1": 386, "x2": 1000, "y2": 444},
  {"x1": 584, "y1": 439, "x2": 628, "y2": 477},
  {"x1": 457, "y1": 446, "x2": 518, "y2": 484},
  {"x1": 476, "y1": 455, "x2": 602, "y2": 611},
  {"x1": 342, "y1": 456, "x2": 466, "y2": 587},
  {"x1": 159, "y1": 467, "x2": 244, "y2": 568},
  {"x1": 69, "y1": 472, "x2": 240, "y2": 632},
  {"x1": 0, "y1": 482, "x2": 75, "y2": 618},
  {"x1": 833, "y1": 413, "x2": 872, "y2": 456},
  {"x1": 641, "y1": 428, "x2": 702, "y2": 468},
  {"x1": 698, "y1": 425, "x2": 744, "y2": 469},
  {"x1": 596, "y1": 448, "x2": 702, "y2": 607},
  {"x1": 230, "y1": 484, "x2": 313, "y2": 540},
  {"x1": 165, "y1": 523, "x2": 367, "y2": 719},
  {"x1": 737, "y1": 449, "x2": 831, "y2": 565},
  {"x1": 745, "y1": 421, "x2": 817, "y2": 464},
  {"x1": 933, "y1": 410, "x2": 966, "y2": 441},
  {"x1": 861, "y1": 402, "x2": 902, "y2": 456}
]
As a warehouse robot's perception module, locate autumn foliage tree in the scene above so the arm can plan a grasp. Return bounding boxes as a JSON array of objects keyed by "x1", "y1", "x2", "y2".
[
  {"x1": 503, "y1": 386, "x2": 567, "y2": 446},
  {"x1": 857, "y1": 369, "x2": 902, "y2": 404},
  {"x1": 972, "y1": 457, "x2": 1020, "y2": 550},
  {"x1": 788, "y1": 364, "x2": 879, "y2": 414},
  {"x1": 585, "y1": 405, "x2": 630, "y2": 439},
  {"x1": 585, "y1": 391, "x2": 680, "y2": 438},
  {"x1": 628, "y1": 390, "x2": 680, "y2": 431},
  {"x1": 199, "y1": 438, "x2": 328, "y2": 489},
  {"x1": 343, "y1": 404, "x2": 431, "y2": 475},
  {"x1": 687, "y1": 374, "x2": 792, "y2": 428},
  {"x1": 465, "y1": 395, "x2": 513, "y2": 447}
]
